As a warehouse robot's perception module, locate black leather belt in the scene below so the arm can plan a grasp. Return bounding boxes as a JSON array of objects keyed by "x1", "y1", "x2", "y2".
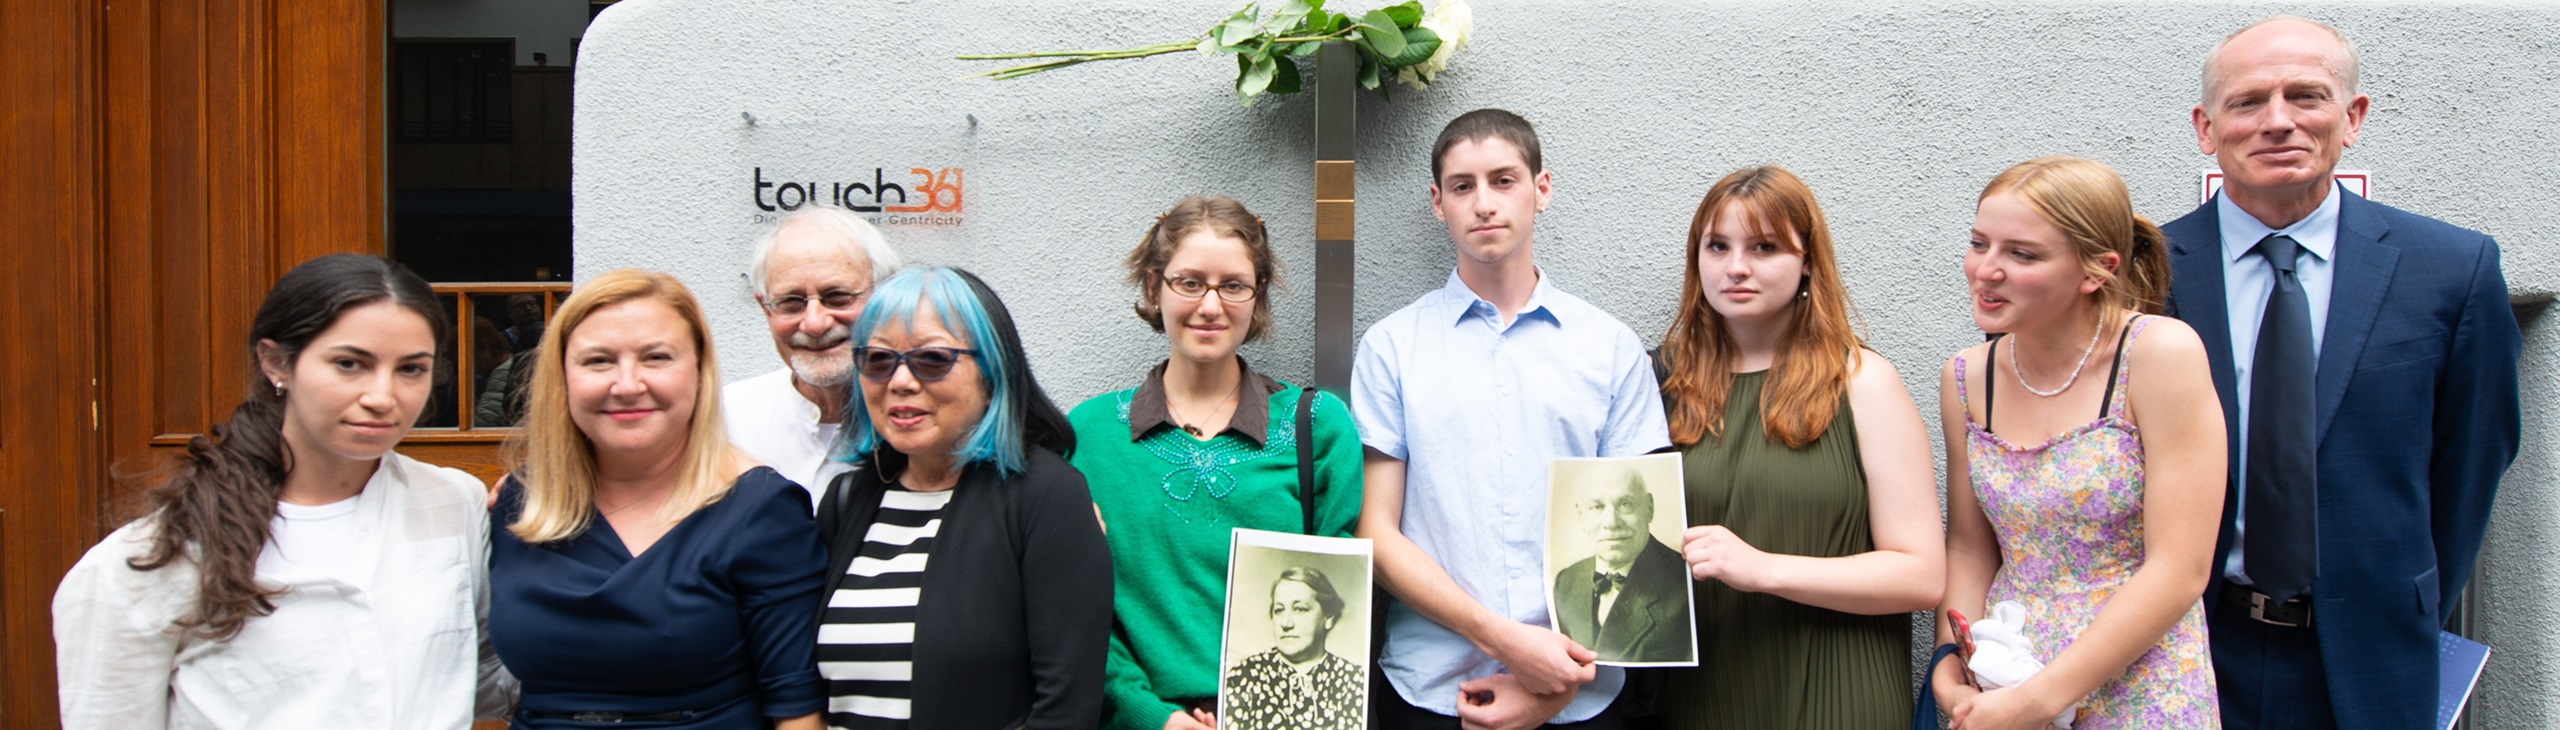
[
  {"x1": 526, "y1": 709, "x2": 695, "y2": 723},
  {"x1": 2220, "y1": 581, "x2": 2313, "y2": 628}
]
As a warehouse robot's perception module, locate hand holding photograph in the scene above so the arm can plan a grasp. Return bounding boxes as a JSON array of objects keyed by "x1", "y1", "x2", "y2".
[
  {"x1": 1546, "y1": 453, "x2": 1698, "y2": 667},
  {"x1": 1217, "y1": 529, "x2": 1375, "y2": 730}
]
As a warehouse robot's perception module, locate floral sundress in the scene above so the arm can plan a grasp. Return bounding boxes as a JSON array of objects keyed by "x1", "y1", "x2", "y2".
[{"x1": 1955, "y1": 316, "x2": 2220, "y2": 728}]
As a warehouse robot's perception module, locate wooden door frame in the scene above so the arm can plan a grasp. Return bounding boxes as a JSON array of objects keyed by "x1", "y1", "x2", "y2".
[
  {"x1": 7, "y1": 0, "x2": 385, "y2": 724},
  {"x1": 3, "y1": 0, "x2": 106, "y2": 722}
]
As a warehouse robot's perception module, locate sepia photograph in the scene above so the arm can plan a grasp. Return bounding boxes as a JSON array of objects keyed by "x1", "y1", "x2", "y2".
[
  {"x1": 1217, "y1": 529, "x2": 1374, "y2": 730},
  {"x1": 1545, "y1": 453, "x2": 1698, "y2": 667}
]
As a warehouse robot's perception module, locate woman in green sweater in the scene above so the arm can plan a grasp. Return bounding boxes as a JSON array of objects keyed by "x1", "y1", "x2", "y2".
[{"x1": 1068, "y1": 196, "x2": 1364, "y2": 730}]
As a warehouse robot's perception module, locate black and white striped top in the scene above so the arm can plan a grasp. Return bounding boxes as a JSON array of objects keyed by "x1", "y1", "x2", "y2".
[{"x1": 817, "y1": 486, "x2": 953, "y2": 730}]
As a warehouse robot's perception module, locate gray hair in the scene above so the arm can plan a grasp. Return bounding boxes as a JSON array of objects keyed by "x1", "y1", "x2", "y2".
[
  {"x1": 2199, "y1": 15, "x2": 2361, "y2": 111},
  {"x1": 744, "y1": 206, "x2": 903, "y2": 295}
]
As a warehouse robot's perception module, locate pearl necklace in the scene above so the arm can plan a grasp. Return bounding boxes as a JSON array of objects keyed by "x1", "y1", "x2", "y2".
[{"x1": 2012, "y1": 318, "x2": 2105, "y2": 397}]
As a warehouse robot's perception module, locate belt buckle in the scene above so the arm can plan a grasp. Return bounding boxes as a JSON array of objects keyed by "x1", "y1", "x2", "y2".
[{"x1": 2247, "y1": 591, "x2": 2311, "y2": 628}]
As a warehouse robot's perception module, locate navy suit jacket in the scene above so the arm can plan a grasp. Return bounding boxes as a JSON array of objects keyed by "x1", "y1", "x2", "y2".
[
  {"x1": 2162, "y1": 189, "x2": 2520, "y2": 727},
  {"x1": 1553, "y1": 539, "x2": 1693, "y2": 665}
]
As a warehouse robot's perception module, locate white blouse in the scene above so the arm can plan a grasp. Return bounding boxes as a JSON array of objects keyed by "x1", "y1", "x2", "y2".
[{"x1": 53, "y1": 452, "x2": 516, "y2": 729}]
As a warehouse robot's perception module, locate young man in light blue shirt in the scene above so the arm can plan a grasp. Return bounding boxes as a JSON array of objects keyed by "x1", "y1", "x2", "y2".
[{"x1": 1353, "y1": 109, "x2": 1671, "y2": 730}]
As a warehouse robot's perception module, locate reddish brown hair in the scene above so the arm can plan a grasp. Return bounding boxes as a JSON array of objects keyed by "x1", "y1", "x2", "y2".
[{"x1": 1660, "y1": 166, "x2": 1862, "y2": 448}]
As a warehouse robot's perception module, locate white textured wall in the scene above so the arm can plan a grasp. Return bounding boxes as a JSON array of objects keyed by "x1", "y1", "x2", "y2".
[{"x1": 572, "y1": 0, "x2": 2559, "y2": 723}]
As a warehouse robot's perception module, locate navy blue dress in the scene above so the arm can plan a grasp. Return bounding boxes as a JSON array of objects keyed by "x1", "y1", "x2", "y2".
[{"x1": 491, "y1": 467, "x2": 827, "y2": 728}]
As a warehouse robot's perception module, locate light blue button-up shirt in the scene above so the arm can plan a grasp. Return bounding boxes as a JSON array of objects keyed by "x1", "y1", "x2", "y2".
[
  {"x1": 2216, "y1": 183, "x2": 2341, "y2": 583},
  {"x1": 1352, "y1": 269, "x2": 1671, "y2": 721}
]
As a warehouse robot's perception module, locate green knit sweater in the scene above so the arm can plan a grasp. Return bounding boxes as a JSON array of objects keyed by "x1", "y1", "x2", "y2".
[{"x1": 1067, "y1": 379, "x2": 1364, "y2": 730}]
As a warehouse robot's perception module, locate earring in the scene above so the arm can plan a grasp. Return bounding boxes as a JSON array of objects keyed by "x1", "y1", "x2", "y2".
[{"x1": 271, "y1": 380, "x2": 286, "y2": 397}]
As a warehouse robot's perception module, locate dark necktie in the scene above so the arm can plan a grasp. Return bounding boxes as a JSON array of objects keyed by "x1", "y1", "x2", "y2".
[
  {"x1": 1591, "y1": 572, "x2": 1620, "y2": 628},
  {"x1": 2245, "y1": 234, "x2": 2319, "y2": 602}
]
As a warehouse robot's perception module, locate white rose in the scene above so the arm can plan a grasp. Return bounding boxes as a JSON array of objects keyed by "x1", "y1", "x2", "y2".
[{"x1": 1395, "y1": 0, "x2": 1472, "y2": 90}]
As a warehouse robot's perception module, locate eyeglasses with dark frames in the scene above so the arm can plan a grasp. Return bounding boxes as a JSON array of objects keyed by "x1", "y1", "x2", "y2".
[
  {"x1": 1159, "y1": 272, "x2": 1258, "y2": 303},
  {"x1": 854, "y1": 346, "x2": 979, "y2": 382},
  {"x1": 762, "y1": 288, "x2": 867, "y2": 317}
]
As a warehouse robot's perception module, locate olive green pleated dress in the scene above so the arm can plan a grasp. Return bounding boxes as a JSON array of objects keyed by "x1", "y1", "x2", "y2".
[{"x1": 1653, "y1": 371, "x2": 1912, "y2": 729}]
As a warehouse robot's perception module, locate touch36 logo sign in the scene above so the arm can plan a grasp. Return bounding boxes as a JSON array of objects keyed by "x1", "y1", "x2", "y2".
[{"x1": 751, "y1": 166, "x2": 963, "y2": 227}]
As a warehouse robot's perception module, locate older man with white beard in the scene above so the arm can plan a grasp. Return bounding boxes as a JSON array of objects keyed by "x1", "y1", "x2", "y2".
[{"x1": 726, "y1": 206, "x2": 901, "y2": 508}]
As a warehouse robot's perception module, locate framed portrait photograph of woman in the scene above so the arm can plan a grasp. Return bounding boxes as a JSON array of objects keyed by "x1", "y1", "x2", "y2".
[{"x1": 1216, "y1": 529, "x2": 1373, "y2": 730}]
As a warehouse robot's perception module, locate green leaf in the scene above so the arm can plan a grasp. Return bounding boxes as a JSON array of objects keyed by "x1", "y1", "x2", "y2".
[
  {"x1": 1382, "y1": 26, "x2": 1439, "y2": 67},
  {"x1": 1198, "y1": 35, "x2": 1224, "y2": 57},
  {"x1": 1271, "y1": 0, "x2": 1314, "y2": 36},
  {"x1": 1327, "y1": 11, "x2": 1352, "y2": 34},
  {"x1": 1295, "y1": 10, "x2": 1332, "y2": 36},
  {"x1": 1290, "y1": 40, "x2": 1322, "y2": 56},
  {"x1": 1269, "y1": 54, "x2": 1301, "y2": 94},
  {"x1": 1358, "y1": 56, "x2": 1381, "y2": 90},
  {"x1": 1357, "y1": 9, "x2": 1406, "y2": 58},
  {"x1": 1238, "y1": 53, "x2": 1278, "y2": 100},
  {"x1": 1215, "y1": 4, "x2": 1262, "y2": 47},
  {"x1": 1383, "y1": 1, "x2": 1423, "y2": 29}
]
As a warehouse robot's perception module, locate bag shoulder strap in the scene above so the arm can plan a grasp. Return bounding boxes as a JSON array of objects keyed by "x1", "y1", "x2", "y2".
[
  {"x1": 1296, "y1": 387, "x2": 1318, "y2": 536},
  {"x1": 1913, "y1": 643, "x2": 1963, "y2": 730}
]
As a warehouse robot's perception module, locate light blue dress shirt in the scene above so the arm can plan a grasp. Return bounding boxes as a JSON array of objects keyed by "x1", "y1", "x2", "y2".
[
  {"x1": 2216, "y1": 183, "x2": 2341, "y2": 583},
  {"x1": 1351, "y1": 269, "x2": 1671, "y2": 721}
]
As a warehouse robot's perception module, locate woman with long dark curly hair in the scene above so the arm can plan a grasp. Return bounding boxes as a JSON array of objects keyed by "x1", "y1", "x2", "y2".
[{"x1": 53, "y1": 253, "x2": 515, "y2": 728}]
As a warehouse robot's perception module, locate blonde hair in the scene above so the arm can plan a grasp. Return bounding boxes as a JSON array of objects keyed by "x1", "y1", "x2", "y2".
[
  {"x1": 1978, "y1": 157, "x2": 2172, "y2": 320},
  {"x1": 1660, "y1": 166, "x2": 1865, "y2": 449},
  {"x1": 506, "y1": 269, "x2": 736, "y2": 544}
]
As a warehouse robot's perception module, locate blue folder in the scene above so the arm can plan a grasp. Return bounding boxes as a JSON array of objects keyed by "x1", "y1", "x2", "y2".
[{"x1": 2438, "y1": 631, "x2": 2490, "y2": 730}]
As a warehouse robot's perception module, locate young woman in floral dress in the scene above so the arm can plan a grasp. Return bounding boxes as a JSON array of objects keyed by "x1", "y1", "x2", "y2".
[{"x1": 1931, "y1": 157, "x2": 2226, "y2": 729}]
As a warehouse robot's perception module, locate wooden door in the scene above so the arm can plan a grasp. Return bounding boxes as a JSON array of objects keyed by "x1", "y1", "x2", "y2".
[
  {"x1": 4, "y1": 0, "x2": 384, "y2": 723},
  {"x1": 2, "y1": 0, "x2": 107, "y2": 724}
]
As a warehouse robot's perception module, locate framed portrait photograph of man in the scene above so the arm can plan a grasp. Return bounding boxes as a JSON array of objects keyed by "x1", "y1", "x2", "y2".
[
  {"x1": 1545, "y1": 453, "x2": 1698, "y2": 667},
  {"x1": 1216, "y1": 529, "x2": 1374, "y2": 730}
]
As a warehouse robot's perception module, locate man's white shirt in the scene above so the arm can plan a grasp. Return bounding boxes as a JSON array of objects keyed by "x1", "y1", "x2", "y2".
[{"x1": 725, "y1": 368, "x2": 854, "y2": 510}]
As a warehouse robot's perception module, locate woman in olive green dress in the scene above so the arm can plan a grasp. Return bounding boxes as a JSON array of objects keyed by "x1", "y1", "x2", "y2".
[{"x1": 1652, "y1": 166, "x2": 1944, "y2": 728}]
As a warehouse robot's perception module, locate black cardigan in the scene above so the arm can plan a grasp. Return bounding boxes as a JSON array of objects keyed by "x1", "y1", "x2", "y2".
[{"x1": 817, "y1": 447, "x2": 1112, "y2": 729}]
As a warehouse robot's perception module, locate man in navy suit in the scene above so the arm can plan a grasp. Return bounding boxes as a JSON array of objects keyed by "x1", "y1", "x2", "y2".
[{"x1": 2164, "y1": 16, "x2": 2522, "y2": 729}]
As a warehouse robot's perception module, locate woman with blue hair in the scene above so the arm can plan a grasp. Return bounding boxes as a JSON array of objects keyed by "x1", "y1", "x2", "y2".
[{"x1": 810, "y1": 266, "x2": 1113, "y2": 729}]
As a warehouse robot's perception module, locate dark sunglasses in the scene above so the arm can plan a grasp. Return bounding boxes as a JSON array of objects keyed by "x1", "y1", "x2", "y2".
[{"x1": 854, "y1": 346, "x2": 978, "y2": 382}]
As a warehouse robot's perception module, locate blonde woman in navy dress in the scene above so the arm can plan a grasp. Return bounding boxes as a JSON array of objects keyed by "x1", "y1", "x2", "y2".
[{"x1": 488, "y1": 269, "x2": 827, "y2": 729}]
